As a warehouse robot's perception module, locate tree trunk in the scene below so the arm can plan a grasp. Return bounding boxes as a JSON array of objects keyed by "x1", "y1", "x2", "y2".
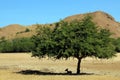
[{"x1": 76, "y1": 58, "x2": 82, "y2": 74}]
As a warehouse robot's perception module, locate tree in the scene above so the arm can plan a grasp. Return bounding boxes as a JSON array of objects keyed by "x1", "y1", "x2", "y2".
[
  {"x1": 112, "y1": 38, "x2": 120, "y2": 52},
  {"x1": 32, "y1": 16, "x2": 116, "y2": 74}
]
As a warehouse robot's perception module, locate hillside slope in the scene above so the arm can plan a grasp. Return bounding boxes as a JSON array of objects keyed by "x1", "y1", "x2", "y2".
[
  {"x1": 0, "y1": 11, "x2": 120, "y2": 39},
  {"x1": 0, "y1": 24, "x2": 36, "y2": 39},
  {"x1": 64, "y1": 11, "x2": 120, "y2": 38}
]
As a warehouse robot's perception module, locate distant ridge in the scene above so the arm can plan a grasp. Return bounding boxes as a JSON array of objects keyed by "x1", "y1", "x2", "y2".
[
  {"x1": 0, "y1": 11, "x2": 120, "y2": 39},
  {"x1": 64, "y1": 11, "x2": 120, "y2": 38},
  {"x1": 0, "y1": 24, "x2": 36, "y2": 39}
]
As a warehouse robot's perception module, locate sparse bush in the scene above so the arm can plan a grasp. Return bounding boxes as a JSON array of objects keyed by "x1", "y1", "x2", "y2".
[
  {"x1": 25, "y1": 28, "x2": 30, "y2": 32},
  {"x1": 16, "y1": 28, "x2": 30, "y2": 34}
]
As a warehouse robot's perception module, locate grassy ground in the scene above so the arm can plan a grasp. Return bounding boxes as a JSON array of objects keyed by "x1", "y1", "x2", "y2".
[{"x1": 0, "y1": 53, "x2": 120, "y2": 80}]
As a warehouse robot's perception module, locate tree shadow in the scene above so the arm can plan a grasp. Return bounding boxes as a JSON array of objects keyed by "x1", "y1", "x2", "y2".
[{"x1": 16, "y1": 70, "x2": 94, "y2": 75}]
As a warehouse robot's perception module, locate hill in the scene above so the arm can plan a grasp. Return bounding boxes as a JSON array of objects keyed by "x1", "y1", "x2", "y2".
[
  {"x1": 0, "y1": 11, "x2": 120, "y2": 39},
  {"x1": 64, "y1": 11, "x2": 120, "y2": 38},
  {"x1": 0, "y1": 24, "x2": 36, "y2": 39}
]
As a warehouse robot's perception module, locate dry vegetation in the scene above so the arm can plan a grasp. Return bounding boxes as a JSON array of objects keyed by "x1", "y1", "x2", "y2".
[
  {"x1": 0, "y1": 53, "x2": 120, "y2": 80},
  {"x1": 0, "y1": 11, "x2": 120, "y2": 40},
  {"x1": 0, "y1": 11, "x2": 120, "y2": 80},
  {"x1": 64, "y1": 11, "x2": 120, "y2": 38},
  {"x1": 0, "y1": 24, "x2": 37, "y2": 39}
]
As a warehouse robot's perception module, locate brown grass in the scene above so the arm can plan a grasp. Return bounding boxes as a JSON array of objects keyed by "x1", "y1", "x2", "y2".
[
  {"x1": 0, "y1": 24, "x2": 37, "y2": 39},
  {"x1": 64, "y1": 11, "x2": 120, "y2": 38},
  {"x1": 0, "y1": 53, "x2": 120, "y2": 80},
  {"x1": 1, "y1": 11, "x2": 120, "y2": 40}
]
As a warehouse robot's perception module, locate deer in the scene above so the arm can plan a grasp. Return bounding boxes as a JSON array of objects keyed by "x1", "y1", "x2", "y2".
[{"x1": 65, "y1": 68, "x2": 72, "y2": 74}]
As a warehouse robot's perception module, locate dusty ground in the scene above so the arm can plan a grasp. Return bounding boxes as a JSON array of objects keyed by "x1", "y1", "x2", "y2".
[{"x1": 0, "y1": 53, "x2": 120, "y2": 80}]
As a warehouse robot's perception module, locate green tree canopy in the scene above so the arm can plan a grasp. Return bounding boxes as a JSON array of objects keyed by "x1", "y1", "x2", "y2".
[
  {"x1": 112, "y1": 38, "x2": 120, "y2": 52},
  {"x1": 32, "y1": 16, "x2": 116, "y2": 74}
]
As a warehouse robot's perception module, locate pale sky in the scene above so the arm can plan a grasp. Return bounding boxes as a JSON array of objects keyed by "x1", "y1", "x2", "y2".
[{"x1": 0, "y1": 0, "x2": 120, "y2": 27}]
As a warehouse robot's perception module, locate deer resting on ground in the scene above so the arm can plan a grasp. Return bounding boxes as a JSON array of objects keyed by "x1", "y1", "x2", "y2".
[{"x1": 65, "y1": 68, "x2": 72, "y2": 74}]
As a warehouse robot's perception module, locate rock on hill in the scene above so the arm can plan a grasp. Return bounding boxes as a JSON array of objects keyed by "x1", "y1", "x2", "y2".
[{"x1": 0, "y1": 11, "x2": 120, "y2": 39}]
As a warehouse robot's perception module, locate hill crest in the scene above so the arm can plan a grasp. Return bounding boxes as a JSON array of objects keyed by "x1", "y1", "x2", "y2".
[
  {"x1": 0, "y1": 11, "x2": 120, "y2": 39},
  {"x1": 64, "y1": 11, "x2": 120, "y2": 38}
]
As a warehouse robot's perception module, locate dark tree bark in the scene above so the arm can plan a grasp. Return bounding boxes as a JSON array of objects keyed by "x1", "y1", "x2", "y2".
[{"x1": 76, "y1": 57, "x2": 82, "y2": 74}]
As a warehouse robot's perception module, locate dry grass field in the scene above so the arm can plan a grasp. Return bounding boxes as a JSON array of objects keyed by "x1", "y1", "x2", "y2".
[{"x1": 0, "y1": 53, "x2": 120, "y2": 80}]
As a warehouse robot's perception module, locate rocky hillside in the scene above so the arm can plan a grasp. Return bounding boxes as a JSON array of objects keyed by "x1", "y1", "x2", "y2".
[{"x1": 0, "y1": 11, "x2": 120, "y2": 39}]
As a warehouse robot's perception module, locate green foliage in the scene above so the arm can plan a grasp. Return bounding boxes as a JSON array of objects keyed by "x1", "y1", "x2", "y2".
[
  {"x1": 25, "y1": 28, "x2": 30, "y2": 32},
  {"x1": 12, "y1": 38, "x2": 35, "y2": 52},
  {"x1": 16, "y1": 28, "x2": 30, "y2": 34},
  {"x1": 32, "y1": 25, "x2": 53, "y2": 58},
  {"x1": 1, "y1": 41, "x2": 14, "y2": 53},
  {"x1": 32, "y1": 16, "x2": 116, "y2": 74},
  {"x1": 113, "y1": 38, "x2": 120, "y2": 52},
  {"x1": 32, "y1": 16, "x2": 116, "y2": 59},
  {"x1": 0, "y1": 37, "x2": 35, "y2": 53}
]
